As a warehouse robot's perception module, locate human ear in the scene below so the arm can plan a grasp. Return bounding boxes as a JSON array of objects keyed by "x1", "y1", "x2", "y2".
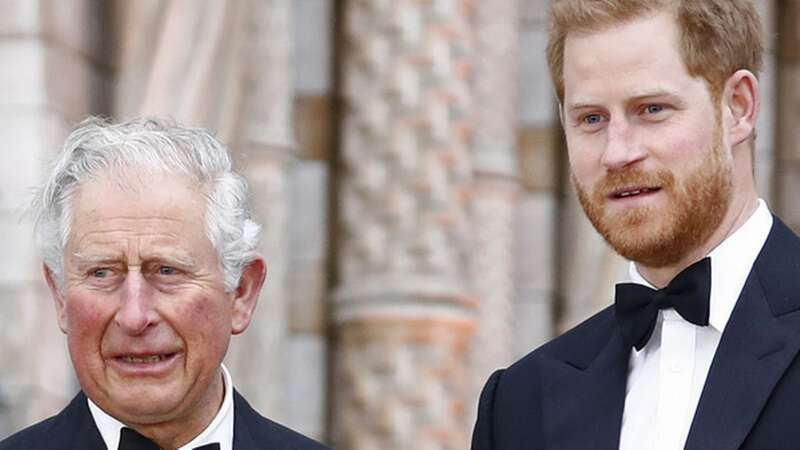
[
  {"x1": 43, "y1": 264, "x2": 68, "y2": 333},
  {"x1": 230, "y1": 257, "x2": 267, "y2": 335},
  {"x1": 724, "y1": 69, "x2": 759, "y2": 148}
]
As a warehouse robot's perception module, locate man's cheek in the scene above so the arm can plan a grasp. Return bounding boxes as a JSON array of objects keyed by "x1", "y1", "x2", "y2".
[
  {"x1": 187, "y1": 301, "x2": 226, "y2": 341},
  {"x1": 65, "y1": 298, "x2": 108, "y2": 334}
]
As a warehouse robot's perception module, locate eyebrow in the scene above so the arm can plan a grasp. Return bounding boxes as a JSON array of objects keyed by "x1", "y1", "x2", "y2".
[
  {"x1": 146, "y1": 252, "x2": 199, "y2": 268},
  {"x1": 72, "y1": 253, "x2": 123, "y2": 265}
]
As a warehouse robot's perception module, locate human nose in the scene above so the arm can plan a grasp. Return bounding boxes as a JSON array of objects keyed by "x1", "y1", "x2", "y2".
[
  {"x1": 600, "y1": 118, "x2": 646, "y2": 171},
  {"x1": 114, "y1": 271, "x2": 159, "y2": 335}
]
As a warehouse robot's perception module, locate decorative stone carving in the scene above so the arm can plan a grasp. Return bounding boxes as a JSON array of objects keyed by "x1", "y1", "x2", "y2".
[
  {"x1": 332, "y1": 0, "x2": 475, "y2": 448},
  {"x1": 331, "y1": 319, "x2": 472, "y2": 450}
]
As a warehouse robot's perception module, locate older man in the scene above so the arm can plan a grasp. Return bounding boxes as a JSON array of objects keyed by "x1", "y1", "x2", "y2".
[
  {"x1": 473, "y1": 1, "x2": 800, "y2": 449},
  {"x1": 0, "y1": 118, "x2": 329, "y2": 450}
]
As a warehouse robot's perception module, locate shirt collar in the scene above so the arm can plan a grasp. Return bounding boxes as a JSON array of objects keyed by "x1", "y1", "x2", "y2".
[
  {"x1": 629, "y1": 199, "x2": 773, "y2": 333},
  {"x1": 87, "y1": 364, "x2": 235, "y2": 450}
]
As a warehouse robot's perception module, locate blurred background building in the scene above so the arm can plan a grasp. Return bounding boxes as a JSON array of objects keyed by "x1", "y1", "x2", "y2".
[{"x1": 0, "y1": 1, "x2": 796, "y2": 449}]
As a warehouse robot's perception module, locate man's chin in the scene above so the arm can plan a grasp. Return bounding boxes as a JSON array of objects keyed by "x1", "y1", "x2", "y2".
[
  {"x1": 598, "y1": 218, "x2": 682, "y2": 267},
  {"x1": 595, "y1": 210, "x2": 659, "y2": 247},
  {"x1": 94, "y1": 384, "x2": 187, "y2": 424}
]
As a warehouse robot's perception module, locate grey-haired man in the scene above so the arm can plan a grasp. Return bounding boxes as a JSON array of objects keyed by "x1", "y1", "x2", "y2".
[{"x1": 0, "y1": 117, "x2": 330, "y2": 450}]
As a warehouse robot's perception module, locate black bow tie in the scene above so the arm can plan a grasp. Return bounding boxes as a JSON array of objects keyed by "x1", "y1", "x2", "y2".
[
  {"x1": 119, "y1": 427, "x2": 220, "y2": 450},
  {"x1": 615, "y1": 257, "x2": 711, "y2": 351}
]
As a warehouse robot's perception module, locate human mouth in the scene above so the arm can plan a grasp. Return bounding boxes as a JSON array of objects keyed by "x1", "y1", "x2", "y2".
[
  {"x1": 118, "y1": 354, "x2": 175, "y2": 364},
  {"x1": 610, "y1": 186, "x2": 662, "y2": 199},
  {"x1": 110, "y1": 352, "x2": 181, "y2": 375}
]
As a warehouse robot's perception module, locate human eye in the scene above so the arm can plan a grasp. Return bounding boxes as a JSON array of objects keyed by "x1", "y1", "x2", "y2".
[
  {"x1": 638, "y1": 102, "x2": 675, "y2": 121},
  {"x1": 158, "y1": 266, "x2": 178, "y2": 276},
  {"x1": 582, "y1": 113, "x2": 604, "y2": 125},
  {"x1": 148, "y1": 262, "x2": 188, "y2": 280},
  {"x1": 147, "y1": 263, "x2": 189, "y2": 290},
  {"x1": 644, "y1": 104, "x2": 664, "y2": 114},
  {"x1": 84, "y1": 266, "x2": 122, "y2": 289},
  {"x1": 90, "y1": 267, "x2": 113, "y2": 278},
  {"x1": 574, "y1": 112, "x2": 607, "y2": 133}
]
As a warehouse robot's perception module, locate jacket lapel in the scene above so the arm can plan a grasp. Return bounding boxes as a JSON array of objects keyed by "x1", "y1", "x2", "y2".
[
  {"x1": 540, "y1": 308, "x2": 630, "y2": 450},
  {"x1": 685, "y1": 219, "x2": 800, "y2": 450},
  {"x1": 232, "y1": 391, "x2": 258, "y2": 450},
  {"x1": 47, "y1": 392, "x2": 107, "y2": 450}
]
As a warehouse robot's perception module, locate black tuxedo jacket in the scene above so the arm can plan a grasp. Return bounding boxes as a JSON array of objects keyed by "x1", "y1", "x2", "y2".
[
  {"x1": 0, "y1": 390, "x2": 330, "y2": 450},
  {"x1": 473, "y1": 217, "x2": 800, "y2": 450}
]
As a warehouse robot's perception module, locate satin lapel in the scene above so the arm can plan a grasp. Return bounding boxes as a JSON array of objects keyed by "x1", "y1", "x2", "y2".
[
  {"x1": 541, "y1": 325, "x2": 630, "y2": 450},
  {"x1": 232, "y1": 391, "x2": 258, "y2": 450},
  {"x1": 686, "y1": 220, "x2": 800, "y2": 450}
]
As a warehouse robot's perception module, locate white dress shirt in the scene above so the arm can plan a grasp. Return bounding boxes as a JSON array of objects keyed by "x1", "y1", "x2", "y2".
[
  {"x1": 88, "y1": 364, "x2": 235, "y2": 450},
  {"x1": 619, "y1": 200, "x2": 773, "y2": 450}
]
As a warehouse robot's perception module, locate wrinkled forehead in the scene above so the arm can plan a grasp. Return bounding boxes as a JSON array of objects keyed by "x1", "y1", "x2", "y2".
[{"x1": 67, "y1": 169, "x2": 209, "y2": 241}]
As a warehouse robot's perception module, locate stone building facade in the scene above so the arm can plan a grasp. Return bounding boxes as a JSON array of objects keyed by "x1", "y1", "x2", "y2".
[{"x1": 0, "y1": 0, "x2": 795, "y2": 448}]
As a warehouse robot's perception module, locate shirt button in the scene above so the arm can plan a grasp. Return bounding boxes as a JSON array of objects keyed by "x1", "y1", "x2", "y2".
[{"x1": 670, "y1": 363, "x2": 682, "y2": 373}]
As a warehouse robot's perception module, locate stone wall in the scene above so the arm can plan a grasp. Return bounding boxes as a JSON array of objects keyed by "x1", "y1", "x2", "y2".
[
  {"x1": 0, "y1": 0, "x2": 110, "y2": 434},
  {"x1": 777, "y1": 0, "x2": 800, "y2": 232}
]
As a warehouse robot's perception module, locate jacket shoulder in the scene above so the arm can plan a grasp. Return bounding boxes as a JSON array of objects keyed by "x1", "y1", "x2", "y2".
[
  {"x1": 0, "y1": 392, "x2": 103, "y2": 450},
  {"x1": 234, "y1": 391, "x2": 331, "y2": 450},
  {"x1": 754, "y1": 216, "x2": 800, "y2": 316},
  {"x1": 0, "y1": 415, "x2": 59, "y2": 450},
  {"x1": 485, "y1": 305, "x2": 617, "y2": 406},
  {"x1": 472, "y1": 305, "x2": 618, "y2": 447},
  {"x1": 505, "y1": 304, "x2": 617, "y2": 378}
]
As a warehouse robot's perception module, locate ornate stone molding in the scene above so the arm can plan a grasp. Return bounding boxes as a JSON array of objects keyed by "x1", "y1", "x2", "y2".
[{"x1": 332, "y1": 0, "x2": 475, "y2": 448}]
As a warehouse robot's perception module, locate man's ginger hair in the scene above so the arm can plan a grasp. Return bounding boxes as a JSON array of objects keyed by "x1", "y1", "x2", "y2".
[{"x1": 547, "y1": 0, "x2": 764, "y2": 104}]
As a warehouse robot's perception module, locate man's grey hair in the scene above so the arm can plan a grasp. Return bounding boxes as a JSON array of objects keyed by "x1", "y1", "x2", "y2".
[{"x1": 32, "y1": 116, "x2": 261, "y2": 291}]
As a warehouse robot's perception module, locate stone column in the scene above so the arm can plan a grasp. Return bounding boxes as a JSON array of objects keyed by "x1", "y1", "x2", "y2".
[
  {"x1": 776, "y1": 0, "x2": 800, "y2": 232},
  {"x1": 513, "y1": 0, "x2": 559, "y2": 351},
  {"x1": 284, "y1": 0, "x2": 336, "y2": 440},
  {"x1": 112, "y1": 0, "x2": 247, "y2": 138},
  {"x1": 754, "y1": 0, "x2": 778, "y2": 201},
  {"x1": 466, "y1": 0, "x2": 520, "y2": 425},
  {"x1": 331, "y1": 1, "x2": 475, "y2": 449},
  {"x1": 558, "y1": 190, "x2": 628, "y2": 331},
  {"x1": 0, "y1": 0, "x2": 109, "y2": 436},
  {"x1": 224, "y1": 0, "x2": 295, "y2": 420}
]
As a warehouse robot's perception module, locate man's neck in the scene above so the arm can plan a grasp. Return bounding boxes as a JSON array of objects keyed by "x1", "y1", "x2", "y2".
[
  {"x1": 637, "y1": 194, "x2": 760, "y2": 288},
  {"x1": 127, "y1": 372, "x2": 226, "y2": 450}
]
